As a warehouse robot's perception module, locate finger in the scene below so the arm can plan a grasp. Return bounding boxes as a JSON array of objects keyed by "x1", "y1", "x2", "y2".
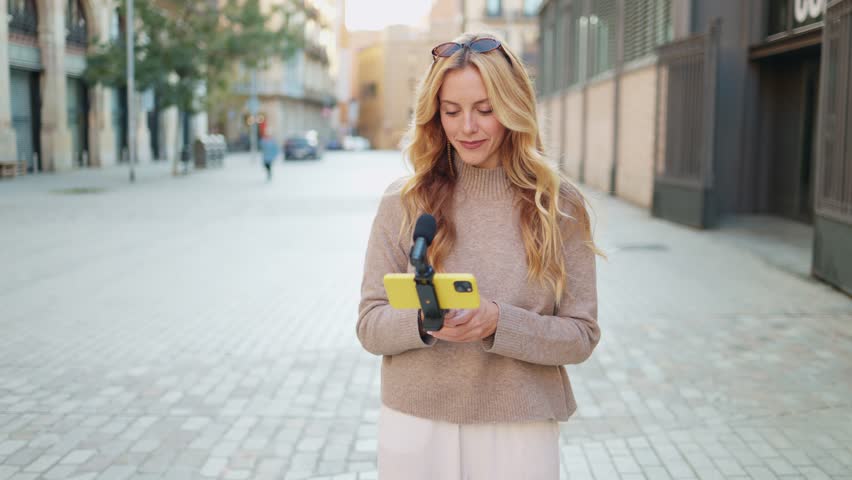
[
  {"x1": 445, "y1": 310, "x2": 475, "y2": 327},
  {"x1": 430, "y1": 322, "x2": 480, "y2": 342},
  {"x1": 428, "y1": 325, "x2": 467, "y2": 341},
  {"x1": 441, "y1": 320, "x2": 487, "y2": 342}
]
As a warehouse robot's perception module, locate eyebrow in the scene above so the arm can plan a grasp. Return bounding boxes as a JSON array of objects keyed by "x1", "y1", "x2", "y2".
[{"x1": 440, "y1": 99, "x2": 490, "y2": 107}]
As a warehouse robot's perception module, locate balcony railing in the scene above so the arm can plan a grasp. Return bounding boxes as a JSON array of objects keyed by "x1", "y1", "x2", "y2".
[
  {"x1": 67, "y1": 20, "x2": 88, "y2": 47},
  {"x1": 8, "y1": 0, "x2": 38, "y2": 36}
]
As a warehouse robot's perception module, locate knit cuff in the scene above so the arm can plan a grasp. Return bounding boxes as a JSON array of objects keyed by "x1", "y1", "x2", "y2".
[
  {"x1": 482, "y1": 302, "x2": 527, "y2": 356},
  {"x1": 394, "y1": 309, "x2": 436, "y2": 350}
]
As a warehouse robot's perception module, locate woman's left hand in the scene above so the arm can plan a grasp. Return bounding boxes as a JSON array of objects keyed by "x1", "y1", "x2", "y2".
[{"x1": 427, "y1": 297, "x2": 499, "y2": 342}]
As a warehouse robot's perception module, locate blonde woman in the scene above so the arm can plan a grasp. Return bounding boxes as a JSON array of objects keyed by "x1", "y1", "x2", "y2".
[{"x1": 357, "y1": 33, "x2": 601, "y2": 479}]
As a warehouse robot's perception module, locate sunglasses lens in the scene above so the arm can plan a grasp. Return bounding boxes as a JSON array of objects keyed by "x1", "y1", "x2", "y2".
[
  {"x1": 433, "y1": 43, "x2": 460, "y2": 57},
  {"x1": 469, "y1": 38, "x2": 500, "y2": 53}
]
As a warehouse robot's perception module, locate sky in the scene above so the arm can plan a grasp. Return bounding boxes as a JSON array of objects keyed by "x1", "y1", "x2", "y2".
[{"x1": 344, "y1": 0, "x2": 434, "y2": 31}]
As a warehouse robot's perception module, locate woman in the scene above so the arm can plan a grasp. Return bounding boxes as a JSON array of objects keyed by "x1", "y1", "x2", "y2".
[{"x1": 357, "y1": 33, "x2": 601, "y2": 479}]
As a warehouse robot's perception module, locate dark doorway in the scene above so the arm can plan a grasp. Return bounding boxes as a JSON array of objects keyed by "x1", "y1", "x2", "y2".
[
  {"x1": 113, "y1": 87, "x2": 128, "y2": 162},
  {"x1": 756, "y1": 46, "x2": 820, "y2": 224},
  {"x1": 10, "y1": 68, "x2": 41, "y2": 172},
  {"x1": 147, "y1": 92, "x2": 160, "y2": 160},
  {"x1": 67, "y1": 76, "x2": 89, "y2": 167}
]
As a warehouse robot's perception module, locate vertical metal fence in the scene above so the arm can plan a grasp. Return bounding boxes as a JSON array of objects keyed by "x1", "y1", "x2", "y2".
[
  {"x1": 654, "y1": 21, "x2": 720, "y2": 188},
  {"x1": 816, "y1": 0, "x2": 852, "y2": 222}
]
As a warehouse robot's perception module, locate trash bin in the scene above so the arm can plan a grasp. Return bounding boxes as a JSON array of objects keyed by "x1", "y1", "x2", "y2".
[{"x1": 193, "y1": 138, "x2": 208, "y2": 168}]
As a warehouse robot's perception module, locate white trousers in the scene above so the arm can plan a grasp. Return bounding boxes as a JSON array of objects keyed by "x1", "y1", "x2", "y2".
[{"x1": 378, "y1": 404, "x2": 560, "y2": 480}]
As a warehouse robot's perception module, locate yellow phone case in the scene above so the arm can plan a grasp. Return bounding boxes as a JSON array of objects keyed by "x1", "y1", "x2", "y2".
[{"x1": 383, "y1": 273, "x2": 481, "y2": 310}]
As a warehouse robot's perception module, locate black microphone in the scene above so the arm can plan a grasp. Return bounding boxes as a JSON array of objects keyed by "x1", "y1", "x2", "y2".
[{"x1": 410, "y1": 214, "x2": 437, "y2": 273}]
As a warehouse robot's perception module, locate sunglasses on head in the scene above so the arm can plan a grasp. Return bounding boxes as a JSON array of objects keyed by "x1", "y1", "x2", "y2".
[{"x1": 431, "y1": 38, "x2": 513, "y2": 67}]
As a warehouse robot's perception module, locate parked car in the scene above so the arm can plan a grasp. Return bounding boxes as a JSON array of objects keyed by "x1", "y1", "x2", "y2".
[
  {"x1": 343, "y1": 135, "x2": 371, "y2": 151},
  {"x1": 284, "y1": 135, "x2": 321, "y2": 160},
  {"x1": 326, "y1": 138, "x2": 343, "y2": 150}
]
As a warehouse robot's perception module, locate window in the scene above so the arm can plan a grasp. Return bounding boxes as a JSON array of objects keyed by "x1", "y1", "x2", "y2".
[
  {"x1": 588, "y1": 0, "x2": 616, "y2": 76},
  {"x1": 524, "y1": 0, "x2": 542, "y2": 17},
  {"x1": 768, "y1": 0, "x2": 790, "y2": 35},
  {"x1": 110, "y1": 8, "x2": 122, "y2": 40},
  {"x1": 543, "y1": 25, "x2": 554, "y2": 94},
  {"x1": 537, "y1": 2, "x2": 556, "y2": 95},
  {"x1": 486, "y1": 0, "x2": 501, "y2": 17},
  {"x1": 561, "y1": 7, "x2": 574, "y2": 87},
  {"x1": 555, "y1": 4, "x2": 567, "y2": 88},
  {"x1": 792, "y1": 0, "x2": 824, "y2": 29},
  {"x1": 8, "y1": 0, "x2": 38, "y2": 36},
  {"x1": 570, "y1": 14, "x2": 587, "y2": 85},
  {"x1": 66, "y1": 0, "x2": 88, "y2": 47},
  {"x1": 768, "y1": 0, "x2": 825, "y2": 36},
  {"x1": 623, "y1": 0, "x2": 673, "y2": 62}
]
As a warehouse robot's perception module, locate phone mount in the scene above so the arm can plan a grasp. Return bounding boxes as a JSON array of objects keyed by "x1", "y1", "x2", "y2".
[{"x1": 411, "y1": 245, "x2": 445, "y2": 331}]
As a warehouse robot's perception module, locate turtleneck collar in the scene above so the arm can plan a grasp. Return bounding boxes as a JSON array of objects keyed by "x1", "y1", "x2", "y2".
[{"x1": 453, "y1": 153, "x2": 513, "y2": 200}]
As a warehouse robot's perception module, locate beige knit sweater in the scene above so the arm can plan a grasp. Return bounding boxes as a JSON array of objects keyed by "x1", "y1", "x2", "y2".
[{"x1": 357, "y1": 159, "x2": 600, "y2": 424}]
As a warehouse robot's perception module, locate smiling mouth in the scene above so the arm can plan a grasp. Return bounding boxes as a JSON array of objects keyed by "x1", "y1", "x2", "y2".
[{"x1": 459, "y1": 140, "x2": 486, "y2": 149}]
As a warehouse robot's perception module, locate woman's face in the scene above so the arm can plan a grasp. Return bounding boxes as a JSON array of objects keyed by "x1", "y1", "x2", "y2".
[{"x1": 438, "y1": 66, "x2": 507, "y2": 169}]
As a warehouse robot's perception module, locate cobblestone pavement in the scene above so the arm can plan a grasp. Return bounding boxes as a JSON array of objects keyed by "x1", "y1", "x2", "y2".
[{"x1": 1, "y1": 151, "x2": 850, "y2": 480}]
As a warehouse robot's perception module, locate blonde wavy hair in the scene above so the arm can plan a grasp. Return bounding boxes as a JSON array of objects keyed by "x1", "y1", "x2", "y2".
[{"x1": 400, "y1": 33, "x2": 600, "y2": 304}]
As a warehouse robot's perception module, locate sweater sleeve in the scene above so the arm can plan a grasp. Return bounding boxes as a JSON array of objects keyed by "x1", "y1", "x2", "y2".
[
  {"x1": 483, "y1": 212, "x2": 600, "y2": 366},
  {"x1": 357, "y1": 184, "x2": 437, "y2": 356}
]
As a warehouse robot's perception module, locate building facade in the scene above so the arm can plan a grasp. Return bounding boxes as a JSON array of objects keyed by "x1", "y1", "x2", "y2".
[
  {"x1": 355, "y1": 25, "x2": 443, "y2": 151},
  {"x1": 227, "y1": 0, "x2": 337, "y2": 148},
  {"x1": 354, "y1": 41, "x2": 386, "y2": 148},
  {"x1": 461, "y1": 0, "x2": 543, "y2": 73},
  {"x1": 538, "y1": 0, "x2": 852, "y2": 294},
  {"x1": 0, "y1": 0, "x2": 203, "y2": 175},
  {"x1": 351, "y1": 0, "x2": 542, "y2": 151}
]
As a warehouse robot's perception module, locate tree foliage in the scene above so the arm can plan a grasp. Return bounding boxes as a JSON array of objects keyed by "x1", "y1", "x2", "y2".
[{"x1": 85, "y1": 0, "x2": 307, "y2": 113}]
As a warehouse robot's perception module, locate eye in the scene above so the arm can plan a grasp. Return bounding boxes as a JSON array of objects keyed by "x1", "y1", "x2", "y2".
[
  {"x1": 478, "y1": 109, "x2": 493, "y2": 115},
  {"x1": 444, "y1": 110, "x2": 460, "y2": 117}
]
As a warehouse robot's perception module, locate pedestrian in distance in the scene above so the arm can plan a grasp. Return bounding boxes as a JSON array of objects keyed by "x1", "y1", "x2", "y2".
[
  {"x1": 260, "y1": 132, "x2": 279, "y2": 181},
  {"x1": 357, "y1": 33, "x2": 603, "y2": 479}
]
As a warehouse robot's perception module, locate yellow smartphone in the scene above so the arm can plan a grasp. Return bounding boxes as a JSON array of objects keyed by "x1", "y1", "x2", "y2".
[{"x1": 383, "y1": 273, "x2": 480, "y2": 310}]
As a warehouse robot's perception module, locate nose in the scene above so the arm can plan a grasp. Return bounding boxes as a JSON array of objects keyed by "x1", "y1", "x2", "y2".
[{"x1": 463, "y1": 111, "x2": 478, "y2": 135}]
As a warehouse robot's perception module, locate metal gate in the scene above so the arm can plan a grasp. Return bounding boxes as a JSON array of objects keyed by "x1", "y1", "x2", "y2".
[
  {"x1": 813, "y1": 0, "x2": 852, "y2": 294},
  {"x1": 67, "y1": 77, "x2": 89, "y2": 167},
  {"x1": 10, "y1": 68, "x2": 39, "y2": 172},
  {"x1": 652, "y1": 20, "x2": 721, "y2": 228}
]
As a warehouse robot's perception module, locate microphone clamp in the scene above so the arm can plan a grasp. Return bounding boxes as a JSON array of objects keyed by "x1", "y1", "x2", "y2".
[{"x1": 409, "y1": 233, "x2": 444, "y2": 331}]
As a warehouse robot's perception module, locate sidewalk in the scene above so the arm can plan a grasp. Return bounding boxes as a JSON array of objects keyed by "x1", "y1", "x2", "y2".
[
  {"x1": 0, "y1": 160, "x2": 180, "y2": 195},
  {"x1": 0, "y1": 151, "x2": 850, "y2": 480},
  {"x1": 711, "y1": 215, "x2": 815, "y2": 283}
]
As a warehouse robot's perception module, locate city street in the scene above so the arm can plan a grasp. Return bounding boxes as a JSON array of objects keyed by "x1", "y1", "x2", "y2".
[{"x1": 1, "y1": 150, "x2": 851, "y2": 480}]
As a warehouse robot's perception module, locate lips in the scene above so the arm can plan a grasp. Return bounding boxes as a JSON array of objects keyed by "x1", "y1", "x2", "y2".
[{"x1": 458, "y1": 140, "x2": 486, "y2": 149}]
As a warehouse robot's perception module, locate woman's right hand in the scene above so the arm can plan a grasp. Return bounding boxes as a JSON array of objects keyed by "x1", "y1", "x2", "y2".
[
  {"x1": 430, "y1": 299, "x2": 499, "y2": 342},
  {"x1": 443, "y1": 309, "x2": 472, "y2": 328}
]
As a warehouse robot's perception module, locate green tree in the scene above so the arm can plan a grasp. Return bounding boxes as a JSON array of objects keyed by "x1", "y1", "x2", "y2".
[{"x1": 84, "y1": 0, "x2": 308, "y2": 115}]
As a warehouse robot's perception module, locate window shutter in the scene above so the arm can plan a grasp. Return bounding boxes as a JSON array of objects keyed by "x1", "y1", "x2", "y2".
[
  {"x1": 624, "y1": 0, "x2": 673, "y2": 63},
  {"x1": 589, "y1": 0, "x2": 616, "y2": 76}
]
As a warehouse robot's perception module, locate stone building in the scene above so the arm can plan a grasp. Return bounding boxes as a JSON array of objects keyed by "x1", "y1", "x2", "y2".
[{"x1": 1, "y1": 0, "x2": 205, "y2": 174}]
